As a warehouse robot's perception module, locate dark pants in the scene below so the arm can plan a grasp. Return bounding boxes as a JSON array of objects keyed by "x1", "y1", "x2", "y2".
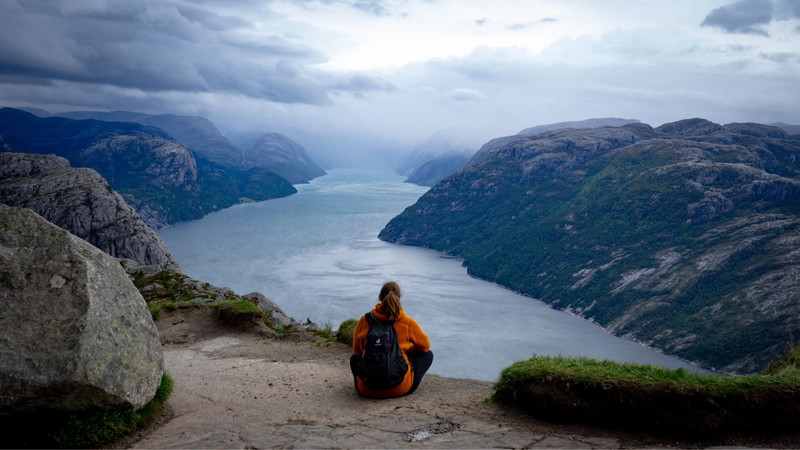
[{"x1": 350, "y1": 350, "x2": 434, "y2": 396}]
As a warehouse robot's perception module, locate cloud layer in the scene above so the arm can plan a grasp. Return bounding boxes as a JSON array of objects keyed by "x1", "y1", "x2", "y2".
[
  {"x1": 0, "y1": 0, "x2": 798, "y2": 164},
  {"x1": 702, "y1": 0, "x2": 800, "y2": 35}
]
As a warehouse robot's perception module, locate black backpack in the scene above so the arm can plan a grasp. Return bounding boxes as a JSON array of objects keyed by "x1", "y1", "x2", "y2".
[{"x1": 357, "y1": 312, "x2": 409, "y2": 390}]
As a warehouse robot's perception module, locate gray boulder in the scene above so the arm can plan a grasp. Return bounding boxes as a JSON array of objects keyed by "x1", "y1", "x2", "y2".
[{"x1": 0, "y1": 204, "x2": 163, "y2": 413}]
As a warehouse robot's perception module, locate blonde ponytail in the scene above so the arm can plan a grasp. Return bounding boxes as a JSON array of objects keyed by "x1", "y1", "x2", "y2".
[{"x1": 379, "y1": 281, "x2": 402, "y2": 321}]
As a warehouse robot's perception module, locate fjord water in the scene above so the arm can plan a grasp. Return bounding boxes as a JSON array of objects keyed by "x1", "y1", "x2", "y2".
[{"x1": 158, "y1": 169, "x2": 704, "y2": 381}]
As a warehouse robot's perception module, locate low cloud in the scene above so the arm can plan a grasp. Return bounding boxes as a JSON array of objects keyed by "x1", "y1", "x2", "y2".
[
  {"x1": 332, "y1": 73, "x2": 396, "y2": 93},
  {"x1": 702, "y1": 0, "x2": 800, "y2": 35},
  {"x1": 508, "y1": 17, "x2": 557, "y2": 31},
  {"x1": 352, "y1": 1, "x2": 391, "y2": 16},
  {"x1": 759, "y1": 51, "x2": 800, "y2": 62},
  {"x1": 447, "y1": 88, "x2": 487, "y2": 102},
  {"x1": 288, "y1": 0, "x2": 394, "y2": 16}
]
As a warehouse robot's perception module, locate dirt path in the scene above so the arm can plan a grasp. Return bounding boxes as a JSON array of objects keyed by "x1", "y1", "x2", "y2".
[{"x1": 123, "y1": 310, "x2": 790, "y2": 449}]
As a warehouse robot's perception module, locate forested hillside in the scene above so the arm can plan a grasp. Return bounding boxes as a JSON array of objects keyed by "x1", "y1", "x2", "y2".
[
  {"x1": 0, "y1": 108, "x2": 296, "y2": 227},
  {"x1": 380, "y1": 119, "x2": 800, "y2": 374}
]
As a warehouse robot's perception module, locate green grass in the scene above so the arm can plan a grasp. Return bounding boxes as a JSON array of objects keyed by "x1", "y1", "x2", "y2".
[
  {"x1": 492, "y1": 354, "x2": 800, "y2": 436},
  {"x1": 314, "y1": 322, "x2": 337, "y2": 346},
  {"x1": 315, "y1": 321, "x2": 334, "y2": 339},
  {"x1": 2, "y1": 373, "x2": 173, "y2": 448},
  {"x1": 763, "y1": 343, "x2": 800, "y2": 375},
  {"x1": 214, "y1": 299, "x2": 260, "y2": 314},
  {"x1": 336, "y1": 318, "x2": 358, "y2": 347},
  {"x1": 147, "y1": 300, "x2": 183, "y2": 319},
  {"x1": 138, "y1": 271, "x2": 263, "y2": 321}
]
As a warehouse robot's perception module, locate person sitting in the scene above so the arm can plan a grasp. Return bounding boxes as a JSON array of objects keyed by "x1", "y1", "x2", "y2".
[{"x1": 349, "y1": 281, "x2": 433, "y2": 398}]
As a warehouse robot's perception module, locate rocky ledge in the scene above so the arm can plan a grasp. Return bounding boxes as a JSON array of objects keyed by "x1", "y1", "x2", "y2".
[
  {"x1": 0, "y1": 152, "x2": 180, "y2": 271},
  {"x1": 120, "y1": 306, "x2": 800, "y2": 449}
]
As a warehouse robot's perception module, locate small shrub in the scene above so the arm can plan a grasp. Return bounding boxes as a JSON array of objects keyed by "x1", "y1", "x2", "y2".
[
  {"x1": 148, "y1": 303, "x2": 162, "y2": 320},
  {"x1": 336, "y1": 318, "x2": 358, "y2": 347},
  {"x1": 314, "y1": 322, "x2": 337, "y2": 345},
  {"x1": 315, "y1": 321, "x2": 333, "y2": 339},
  {"x1": 763, "y1": 343, "x2": 800, "y2": 375},
  {"x1": 158, "y1": 270, "x2": 172, "y2": 284}
]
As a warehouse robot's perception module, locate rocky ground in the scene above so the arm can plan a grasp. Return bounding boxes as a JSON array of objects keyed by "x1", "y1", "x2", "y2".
[{"x1": 120, "y1": 309, "x2": 800, "y2": 449}]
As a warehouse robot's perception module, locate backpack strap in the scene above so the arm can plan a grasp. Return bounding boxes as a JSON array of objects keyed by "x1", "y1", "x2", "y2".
[{"x1": 365, "y1": 311, "x2": 395, "y2": 325}]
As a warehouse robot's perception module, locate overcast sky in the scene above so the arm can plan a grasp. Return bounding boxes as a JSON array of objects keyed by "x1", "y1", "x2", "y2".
[{"x1": 1, "y1": 0, "x2": 798, "y2": 163}]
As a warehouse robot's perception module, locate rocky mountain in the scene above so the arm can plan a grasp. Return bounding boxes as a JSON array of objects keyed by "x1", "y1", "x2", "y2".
[
  {"x1": 57, "y1": 110, "x2": 244, "y2": 168},
  {"x1": 401, "y1": 119, "x2": 641, "y2": 187},
  {"x1": 516, "y1": 117, "x2": 641, "y2": 136},
  {"x1": 470, "y1": 118, "x2": 641, "y2": 166},
  {"x1": 54, "y1": 110, "x2": 326, "y2": 184},
  {"x1": 380, "y1": 118, "x2": 800, "y2": 374},
  {"x1": 0, "y1": 151, "x2": 180, "y2": 271},
  {"x1": 243, "y1": 133, "x2": 326, "y2": 184},
  {"x1": 0, "y1": 108, "x2": 296, "y2": 228}
]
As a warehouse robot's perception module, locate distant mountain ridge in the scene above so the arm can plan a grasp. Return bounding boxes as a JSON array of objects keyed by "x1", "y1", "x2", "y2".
[
  {"x1": 401, "y1": 119, "x2": 640, "y2": 187},
  {"x1": 57, "y1": 110, "x2": 244, "y2": 168},
  {"x1": 380, "y1": 118, "x2": 800, "y2": 374},
  {"x1": 0, "y1": 108, "x2": 296, "y2": 228},
  {"x1": 53, "y1": 110, "x2": 325, "y2": 184},
  {"x1": 469, "y1": 117, "x2": 640, "y2": 165},
  {"x1": 772, "y1": 122, "x2": 800, "y2": 136},
  {"x1": 517, "y1": 118, "x2": 642, "y2": 136},
  {"x1": 243, "y1": 132, "x2": 326, "y2": 184}
]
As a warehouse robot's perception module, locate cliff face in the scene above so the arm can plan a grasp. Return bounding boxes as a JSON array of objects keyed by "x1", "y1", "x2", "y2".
[
  {"x1": 0, "y1": 108, "x2": 296, "y2": 228},
  {"x1": 380, "y1": 119, "x2": 800, "y2": 374},
  {"x1": 469, "y1": 117, "x2": 641, "y2": 165},
  {"x1": 0, "y1": 151, "x2": 180, "y2": 271}
]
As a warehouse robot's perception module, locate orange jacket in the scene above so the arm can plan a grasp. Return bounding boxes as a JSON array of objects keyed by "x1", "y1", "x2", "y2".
[{"x1": 352, "y1": 304, "x2": 431, "y2": 398}]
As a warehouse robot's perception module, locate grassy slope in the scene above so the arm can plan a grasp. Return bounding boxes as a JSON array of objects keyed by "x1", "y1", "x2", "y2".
[{"x1": 493, "y1": 352, "x2": 800, "y2": 437}]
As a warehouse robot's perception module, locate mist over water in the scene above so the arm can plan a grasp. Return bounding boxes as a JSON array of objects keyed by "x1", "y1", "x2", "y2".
[{"x1": 158, "y1": 169, "x2": 706, "y2": 381}]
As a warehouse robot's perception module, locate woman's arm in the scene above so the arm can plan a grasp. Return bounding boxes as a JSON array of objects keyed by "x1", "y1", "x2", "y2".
[
  {"x1": 352, "y1": 316, "x2": 368, "y2": 355},
  {"x1": 407, "y1": 317, "x2": 430, "y2": 353}
]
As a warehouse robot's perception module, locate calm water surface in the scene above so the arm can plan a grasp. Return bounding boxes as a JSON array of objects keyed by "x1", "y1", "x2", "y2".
[{"x1": 158, "y1": 169, "x2": 705, "y2": 381}]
